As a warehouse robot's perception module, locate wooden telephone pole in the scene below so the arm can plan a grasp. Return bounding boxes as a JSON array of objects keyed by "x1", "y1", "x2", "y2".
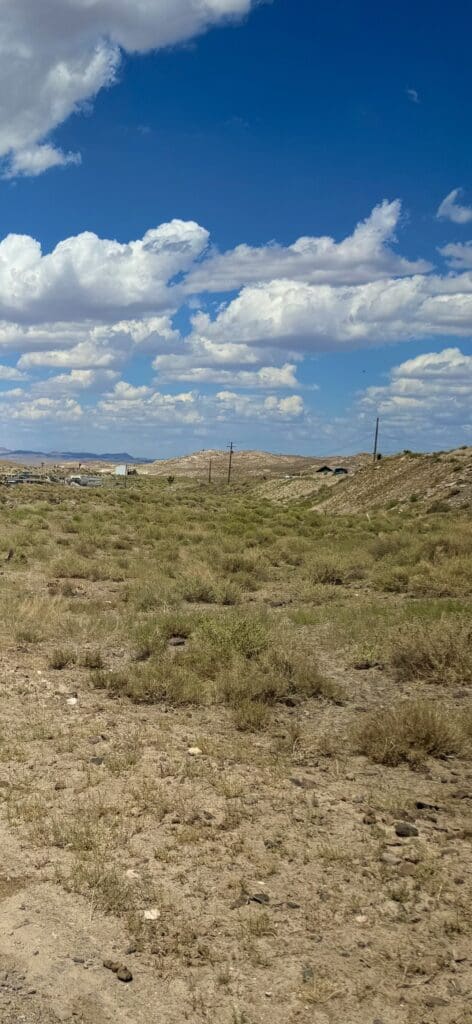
[
  {"x1": 373, "y1": 417, "x2": 380, "y2": 463},
  {"x1": 227, "y1": 442, "x2": 234, "y2": 484},
  {"x1": 208, "y1": 458, "x2": 212, "y2": 484}
]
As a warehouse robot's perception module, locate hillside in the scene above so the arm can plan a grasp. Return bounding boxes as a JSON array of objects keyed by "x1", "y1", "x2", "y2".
[
  {"x1": 317, "y1": 447, "x2": 472, "y2": 514},
  {"x1": 141, "y1": 449, "x2": 368, "y2": 480}
]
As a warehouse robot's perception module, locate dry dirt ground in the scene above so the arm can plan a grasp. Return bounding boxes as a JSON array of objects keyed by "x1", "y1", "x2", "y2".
[{"x1": 0, "y1": 477, "x2": 470, "y2": 1024}]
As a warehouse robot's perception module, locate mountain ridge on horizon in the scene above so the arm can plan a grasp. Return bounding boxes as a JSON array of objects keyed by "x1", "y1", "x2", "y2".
[{"x1": 0, "y1": 448, "x2": 153, "y2": 463}]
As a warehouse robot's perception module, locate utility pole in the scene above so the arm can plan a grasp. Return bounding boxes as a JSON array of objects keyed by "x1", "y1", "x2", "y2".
[
  {"x1": 373, "y1": 417, "x2": 380, "y2": 463},
  {"x1": 227, "y1": 441, "x2": 234, "y2": 485},
  {"x1": 208, "y1": 458, "x2": 212, "y2": 485}
]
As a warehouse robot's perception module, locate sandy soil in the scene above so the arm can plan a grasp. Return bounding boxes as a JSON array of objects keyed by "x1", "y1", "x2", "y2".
[{"x1": 0, "y1": 637, "x2": 470, "y2": 1024}]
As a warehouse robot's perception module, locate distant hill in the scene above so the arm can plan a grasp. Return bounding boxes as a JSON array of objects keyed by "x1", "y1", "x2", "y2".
[
  {"x1": 141, "y1": 449, "x2": 368, "y2": 480},
  {"x1": 0, "y1": 449, "x2": 152, "y2": 464}
]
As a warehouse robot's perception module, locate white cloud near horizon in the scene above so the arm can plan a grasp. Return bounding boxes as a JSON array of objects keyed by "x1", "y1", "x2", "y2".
[
  {"x1": 0, "y1": 0, "x2": 257, "y2": 176},
  {"x1": 437, "y1": 188, "x2": 472, "y2": 225},
  {"x1": 359, "y1": 347, "x2": 472, "y2": 443},
  {"x1": 0, "y1": 199, "x2": 470, "y2": 448},
  {"x1": 153, "y1": 361, "x2": 299, "y2": 388}
]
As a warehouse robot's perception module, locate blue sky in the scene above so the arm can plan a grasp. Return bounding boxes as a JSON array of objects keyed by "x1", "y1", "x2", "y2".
[{"x1": 0, "y1": 0, "x2": 471, "y2": 457}]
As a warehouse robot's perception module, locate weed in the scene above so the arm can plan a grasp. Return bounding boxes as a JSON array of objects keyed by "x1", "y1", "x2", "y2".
[
  {"x1": 82, "y1": 649, "x2": 104, "y2": 669},
  {"x1": 390, "y1": 618, "x2": 472, "y2": 685},
  {"x1": 356, "y1": 699, "x2": 468, "y2": 766},
  {"x1": 49, "y1": 648, "x2": 76, "y2": 670},
  {"x1": 233, "y1": 699, "x2": 271, "y2": 732}
]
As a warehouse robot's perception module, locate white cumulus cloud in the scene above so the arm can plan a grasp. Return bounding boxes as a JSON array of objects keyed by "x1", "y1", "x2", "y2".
[
  {"x1": 437, "y1": 189, "x2": 472, "y2": 225},
  {"x1": 0, "y1": 223, "x2": 208, "y2": 323},
  {"x1": 0, "y1": 0, "x2": 256, "y2": 176},
  {"x1": 186, "y1": 200, "x2": 430, "y2": 292},
  {"x1": 359, "y1": 347, "x2": 472, "y2": 445}
]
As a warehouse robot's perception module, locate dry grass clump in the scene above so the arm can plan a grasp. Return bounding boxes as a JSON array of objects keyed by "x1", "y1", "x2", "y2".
[
  {"x1": 233, "y1": 699, "x2": 272, "y2": 732},
  {"x1": 91, "y1": 609, "x2": 338, "y2": 712},
  {"x1": 310, "y1": 557, "x2": 367, "y2": 586},
  {"x1": 49, "y1": 648, "x2": 76, "y2": 670},
  {"x1": 81, "y1": 649, "x2": 104, "y2": 669},
  {"x1": 390, "y1": 618, "x2": 472, "y2": 686},
  {"x1": 356, "y1": 699, "x2": 469, "y2": 766}
]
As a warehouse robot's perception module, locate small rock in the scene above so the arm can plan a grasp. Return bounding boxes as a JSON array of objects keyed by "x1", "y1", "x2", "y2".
[
  {"x1": 249, "y1": 893, "x2": 270, "y2": 905},
  {"x1": 103, "y1": 960, "x2": 121, "y2": 973},
  {"x1": 380, "y1": 852, "x2": 401, "y2": 866},
  {"x1": 54, "y1": 781, "x2": 66, "y2": 791},
  {"x1": 290, "y1": 777, "x2": 314, "y2": 790},
  {"x1": 90, "y1": 757, "x2": 104, "y2": 766},
  {"x1": 187, "y1": 747, "x2": 202, "y2": 756},
  {"x1": 125, "y1": 869, "x2": 140, "y2": 881},
  {"x1": 424, "y1": 997, "x2": 449, "y2": 1008},
  {"x1": 117, "y1": 967, "x2": 133, "y2": 983},
  {"x1": 355, "y1": 915, "x2": 368, "y2": 925},
  {"x1": 66, "y1": 697, "x2": 78, "y2": 707},
  {"x1": 395, "y1": 822, "x2": 419, "y2": 838},
  {"x1": 71, "y1": 957, "x2": 85, "y2": 964},
  {"x1": 415, "y1": 800, "x2": 440, "y2": 811},
  {"x1": 363, "y1": 813, "x2": 377, "y2": 826},
  {"x1": 143, "y1": 908, "x2": 161, "y2": 921},
  {"x1": 168, "y1": 637, "x2": 186, "y2": 648},
  {"x1": 125, "y1": 945, "x2": 137, "y2": 955},
  {"x1": 302, "y1": 965, "x2": 314, "y2": 983}
]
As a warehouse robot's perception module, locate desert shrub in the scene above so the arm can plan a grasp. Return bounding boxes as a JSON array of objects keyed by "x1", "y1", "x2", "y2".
[
  {"x1": 390, "y1": 618, "x2": 472, "y2": 685},
  {"x1": 218, "y1": 581, "x2": 242, "y2": 605},
  {"x1": 91, "y1": 609, "x2": 335, "y2": 709},
  {"x1": 82, "y1": 650, "x2": 104, "y2": 670},
  {"x1": 233, "y1": 699, "x2": 271, "y2": 732},
  {"x1": 368, "y1": 534, "x2": 404, "y2": 560},
  {"x1": 310, "y1": 559, "x2": 366, "y2": 586},
  {"x1": 49, "y1": 648, "x2": 76, "y2": 670},
  {"x1": 157, "y1": 610, "x2": 199, "y2": 641},
  {"x1": 372, "y1": 565, "x2": 410, "y2": 592},
  {"x1": 356, "y1": 699, "x2": 467, "y2": 765},
  {"x1": 179, "y1": 575, "x2": 218, "y2": 604},
  {"x1": 197, "y1": 612, "x2": 270, "y2": 661}
]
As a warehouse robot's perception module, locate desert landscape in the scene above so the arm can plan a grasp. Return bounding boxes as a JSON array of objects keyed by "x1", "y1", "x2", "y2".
[{"x1": 0, "y1": 448, "x2": 470, "y2": 1024}]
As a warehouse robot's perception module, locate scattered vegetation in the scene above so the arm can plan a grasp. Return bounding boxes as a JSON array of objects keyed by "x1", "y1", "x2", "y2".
[
  {"x1": 356, "y1": 699, "x2": 469, "y2": 765},
  {"x1": 0, "y1": 468, "x2": 471, "y2": 1024}
]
